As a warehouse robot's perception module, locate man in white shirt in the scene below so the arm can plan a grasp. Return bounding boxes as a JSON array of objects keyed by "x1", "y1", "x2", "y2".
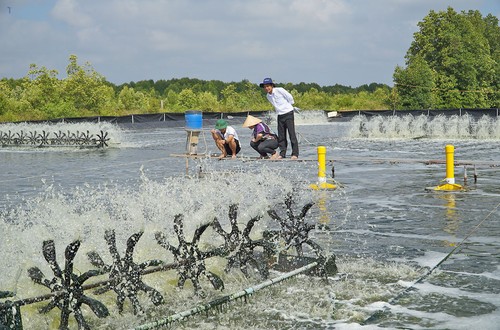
[
  {"x1": 210, "y1": 119, "x2": 241, "y2": 159},
  {"x1": 259, "y1": 78, "x2": 299, "y2": 160}
]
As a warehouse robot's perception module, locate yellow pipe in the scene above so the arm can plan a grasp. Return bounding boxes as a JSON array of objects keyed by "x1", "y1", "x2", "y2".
[
  {"x1": 429, "y1": 144, "x2": 465, "y2": 191},
  {"x1": 310, "y1": 146, "x2": 336, "y2": 190},
  {"x1": 317, "y1": 146, "x2": 327, "y2": 183},
  {"x1": 445, "y1": 144, "x2": 455, "y2": 184}
]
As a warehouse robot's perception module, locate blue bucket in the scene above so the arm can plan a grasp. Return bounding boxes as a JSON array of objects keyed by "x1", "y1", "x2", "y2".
[{"x1": 185, "y1": 110, "x2": 203, "y2": 129}]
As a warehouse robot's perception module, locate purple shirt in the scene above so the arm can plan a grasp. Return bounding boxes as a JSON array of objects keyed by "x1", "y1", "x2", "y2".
[{"x1": 253, "y1": 123, "x2": 276, "y2": 140}]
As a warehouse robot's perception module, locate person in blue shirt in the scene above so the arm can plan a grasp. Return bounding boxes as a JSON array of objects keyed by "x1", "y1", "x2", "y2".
[
  {"x1": 260, "y1": 78, "x2": 299, "y2": 160},
  {"x1": 242, "y1": 115, "x2": 279, "y2": 159}
]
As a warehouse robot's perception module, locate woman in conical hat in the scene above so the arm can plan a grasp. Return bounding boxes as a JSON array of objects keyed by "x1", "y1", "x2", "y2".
[{"x1": 243, "y1": 115, "x2": 280, "y2": 160}]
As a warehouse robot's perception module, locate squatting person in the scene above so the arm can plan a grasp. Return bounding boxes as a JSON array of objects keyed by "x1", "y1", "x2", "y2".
[
  {"x1": 242, "y1": 115, "x2": 279, "y2": 159},
  {"x1": 210, "y1": 119, "x2": 241, "y2": 159}
]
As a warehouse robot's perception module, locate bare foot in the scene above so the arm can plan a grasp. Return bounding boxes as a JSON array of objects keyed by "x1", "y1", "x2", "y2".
[
  {"x1": 291, "y1": 155, "x2": 298, "y2": 160},
  {"x1": 218, "y1": 153, "x2": 226, "y2": 159},
  {"x1": 270, "y1": 152, "x2": 280, "y2": 160},
  {"x1": 231, "y1": 154, "x2": 237, "y2": 159}
]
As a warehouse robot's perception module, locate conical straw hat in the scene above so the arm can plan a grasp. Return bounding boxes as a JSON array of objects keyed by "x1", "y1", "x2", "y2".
[{"x1": 242, "y1": 115, "x2": 262, "y2": 128}]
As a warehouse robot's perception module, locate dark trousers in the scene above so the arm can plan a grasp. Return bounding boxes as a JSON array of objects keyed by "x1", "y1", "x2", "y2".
[
  {"x1": 250, "y1": 139, "x2": 278, "y2": 157},
  {"x1": 224, "y1": 139, "x2": 241, "y2": 155},
  {"x1": 277, "y1": 111, "x2": 299, "y2": 157}
]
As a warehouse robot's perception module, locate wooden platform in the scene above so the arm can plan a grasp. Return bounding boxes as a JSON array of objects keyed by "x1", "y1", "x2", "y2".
[
  {"x1": 333, "y1": 156, "x2": 499, "y2": 167},
  {"x1": 170, "y1": 153, "x2": 499, "y2": 167},
  {"x1": 169, "y1": 153, "x2": 313, "y2": 162}
]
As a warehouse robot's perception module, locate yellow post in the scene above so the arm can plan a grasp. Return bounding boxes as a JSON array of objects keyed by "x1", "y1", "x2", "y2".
[
  {"x1": 318, "y1": 145, "x2": 327, "y2": 183},
  {"x1": 429, "y1": 144, "x2": 465, "y2": 191},
  {"x1": 445, "y1": 144, "x2": 455, "y2": 184},
  {"x1": 310, "y1": 146, "x2": 336, "y2": 190}
]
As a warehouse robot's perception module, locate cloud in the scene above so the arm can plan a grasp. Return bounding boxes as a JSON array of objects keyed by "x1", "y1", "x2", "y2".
[
  {"x1": 1, "y1": 0, "x2": 497, "y2": 86},
  {"x1": 51, "y1": 0, "x2": 93, "y2": 28},
  {"x1": 290, "y1": 0, "x2": 348, "y2": 24}
]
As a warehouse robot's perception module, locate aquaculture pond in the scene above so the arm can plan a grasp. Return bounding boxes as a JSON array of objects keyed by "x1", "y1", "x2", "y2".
[{"x1": 1, "y1": 112, "x2": 499, "y2": 329}]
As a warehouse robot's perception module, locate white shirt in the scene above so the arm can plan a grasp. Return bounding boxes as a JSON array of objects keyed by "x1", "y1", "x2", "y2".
[
  {"x1": 221, "y1": 125, "x2": 239, "y2": 141},
  {"x1": 266, "y1": 87, "x2": 294, "y2": 115}
]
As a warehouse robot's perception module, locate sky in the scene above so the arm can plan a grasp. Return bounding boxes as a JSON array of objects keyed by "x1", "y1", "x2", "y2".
[{"x1": 1, "y1": 0, "x2": 499, "y2": 87}]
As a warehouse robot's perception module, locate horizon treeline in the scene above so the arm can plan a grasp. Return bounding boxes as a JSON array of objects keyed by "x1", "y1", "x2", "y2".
[
  {"x1": 0, "y1": 7, "x2": 498, "y2": 123},
  {"x1": 0, "y1": 56, "x2": 393, "y2": 122}
]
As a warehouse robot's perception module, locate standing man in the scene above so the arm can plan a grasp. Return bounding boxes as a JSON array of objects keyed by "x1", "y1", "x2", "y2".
[
  {"x1": 210, "y1": 119, "x2": 241, "y2": 159},
  {"x1": 259, "y1": 78, "x2": 298, "y2": 160}
]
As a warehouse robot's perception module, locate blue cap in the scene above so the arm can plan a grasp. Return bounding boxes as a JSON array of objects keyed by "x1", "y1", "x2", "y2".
[{"x1": 259, "y1": 77, "x2": 275, "y2": 88}]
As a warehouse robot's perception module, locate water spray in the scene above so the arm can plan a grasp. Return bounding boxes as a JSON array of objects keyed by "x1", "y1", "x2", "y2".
[
  {"x1": 132, "y1": 261, "x2": 318, "y2": 330},
  {"x1": 0, "y1": 197, "x2": 336, "y2": 329},
  {"x1": 0, "y1": 129, "x2": 109, "y2": 148}
]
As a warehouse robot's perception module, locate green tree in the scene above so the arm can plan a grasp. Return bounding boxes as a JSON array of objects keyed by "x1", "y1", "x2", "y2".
[
  {"x1": 63, "y1": 54, "x2": 116, "y2": 115},
  {"x1": 164, "y1": 90, "x2": 179, "y2": 110},
  {"x1": 118, "y1": 86, "x2": 147, "y2": 112},
  {"x1": 394, "y1": 7, "x2": 499, "y2": 109},
  {"x1": 393, "y1": 55, "x2": 435, "y2": 109},
  {"x1": 196, "y1": 91, "x2": 219, "y2": 112},
  {"x1": 299, "y1": 88, "x2": 331, "y2": 109},
  {"x1": 24, "y1": 64, "x2": 60, "y2": 107},
  {"x1": 145, "y1": 89, "x2": 160, "y2": 113},
  {"x1": 0, "y1": 81, "x2": 12, "y2": 116},
  {"x1": 237, "y1": 81, "x2": 266, "y2": 111},
  {"x1": 352, "y1": 89, "x2": 391, "y2": 110},
  {"x1": 220, "y1": 84, "x2": 240, "y2": 111},
  {"x1": 177, "y1": 88, "x2": 197, "y2": 109},
  {"x1": 333, "y1": 93, "x2": 354, "y2": 110}
]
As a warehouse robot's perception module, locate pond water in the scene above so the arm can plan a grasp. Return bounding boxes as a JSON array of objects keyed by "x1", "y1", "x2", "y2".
[{"x1": 1, "y1": 112, "x2": 499, "y2": 329}]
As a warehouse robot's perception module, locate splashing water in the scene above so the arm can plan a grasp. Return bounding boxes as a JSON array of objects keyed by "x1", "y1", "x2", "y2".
[
  {"x1": 349, "y1": 114, "x2": 500, "y2": 139},
  {"x1": 2, "y1": 118, "x2": 499, "y2": 329},
  {"x1": 263, "y1": 110, "x2": 328, "y2": 126},
  {"x1": 0, "y1": 122, "x2": 124, "y2": 147},
  {"x1": 0, "y1": 161, "x2": 366, "y2": 329}
]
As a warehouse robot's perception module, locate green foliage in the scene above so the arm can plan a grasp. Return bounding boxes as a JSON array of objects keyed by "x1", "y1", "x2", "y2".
[
  {"x1": 393, "y1": 55, "x2": 435, "y2": 109},
  {"x1": 164, "y1": 90, "x2": 179, "y2": 110},
  {"x1": 394, "y1": 7, "x2": 499, "y2": 109},
  {"x1": 118, "y1": 86, "x2": 148, "y2": 112},
  {"x1": 0, "y1": 55, "x2": 394, "y2": 122},
  {"x1": 0, "y1": 82, "x2": 11, "y2": 116},
  {"x1": 177, "y1": 89, "x2": 198, "y2": 109},
  {"x1": 63, "y1": 55, "x2": 116, "y2": 115},
  {"x1": 197, "y1": 91, "x2": 220, "y2": 112},
  {"x1": 298, "y1": 88, "x2": 330, "y2": 109}
]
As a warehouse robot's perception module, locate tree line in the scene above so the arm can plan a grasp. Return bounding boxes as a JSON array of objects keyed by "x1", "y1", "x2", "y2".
[
  {"x1": 0, "y1": 58, "x2": 392, "y2": 122},
  {"x1": 393, "y1": 8, "x2": 499, "y2": 109},
  {"x1": 0, "y1": 7, "x2": 498, "y2": 123}
]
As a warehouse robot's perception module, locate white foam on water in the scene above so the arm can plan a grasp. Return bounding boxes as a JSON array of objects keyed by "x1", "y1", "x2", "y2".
[
  {"x1": 2, "y1": 118, "x2": 499, "y2": 329},
  {"x1": 264, "y1": 110, "x2": 328, "y2": 126},
  {"x1": 0, "y1": 166, "x2": 428, "y2": 329},
  {"x1": 0, "y1": 167, "x2": 302, "y2": 292},
  {"x1": 380, "y1": 302, "x2": 500, "y2": 330},
  {"x1": 415, "y1": 280, "x2": 499, "y2": 304},
  {"x1": 349, "y1": 114, "x2": 500, "y2": 140},
  {"x1": 0, "y1": 121, "x2": 124, "y2": 147}
]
